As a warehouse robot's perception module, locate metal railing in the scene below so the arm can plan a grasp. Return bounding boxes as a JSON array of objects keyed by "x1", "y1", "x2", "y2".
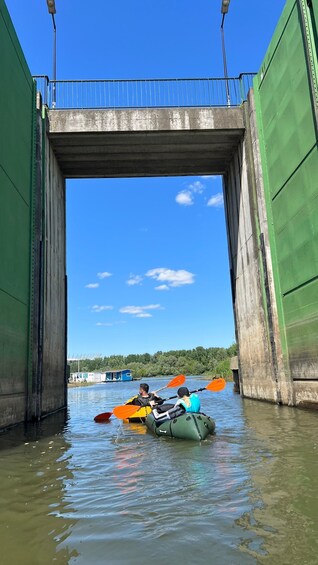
[{"x1": 33, "y1": 74, "x2": 256, "y2": 110}]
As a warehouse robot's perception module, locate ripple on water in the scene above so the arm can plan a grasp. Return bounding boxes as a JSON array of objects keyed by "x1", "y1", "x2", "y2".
[{"x1": 1, "y1": 382, "x2": 318, "y2": 564}]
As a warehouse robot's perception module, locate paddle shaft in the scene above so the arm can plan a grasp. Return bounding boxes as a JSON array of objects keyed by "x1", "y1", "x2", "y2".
[
  {"x1": 152, "y1": 384, "x2": 172, "y2": 394},
  {"x1": 152, "y1": 374, "x2": 185, "y2": 394}
]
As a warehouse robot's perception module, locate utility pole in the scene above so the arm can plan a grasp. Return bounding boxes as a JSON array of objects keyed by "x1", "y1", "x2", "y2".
[
  {"x1": 221, "y1": 0, "x2": 231, "y2": 106},
  {"x1": 46, "y1": 0, "x2": 57, "y2": 108}
]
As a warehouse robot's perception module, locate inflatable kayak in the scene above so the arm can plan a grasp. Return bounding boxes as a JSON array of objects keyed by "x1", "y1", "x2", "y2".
[
  {"x1": 145, "y1": 412, "x2": 215, "y2": 441},
  {"x1": 124, "y1": 397, "x2": 152, "y2": 422},
  {"x1": 127, "y1": 405, "x2": 152, "y2": 422}
]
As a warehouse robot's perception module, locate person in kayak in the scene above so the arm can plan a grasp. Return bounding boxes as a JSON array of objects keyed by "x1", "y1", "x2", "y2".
[
  {"x1": 127, "y1": 383, "x2": 163, "y2": 407},
  {"x1": 176, "y1": 386, "x2": 201, "y2": 412},
  {"x1": 152, "y1": 386, "x2": 201, "y2": 420}
]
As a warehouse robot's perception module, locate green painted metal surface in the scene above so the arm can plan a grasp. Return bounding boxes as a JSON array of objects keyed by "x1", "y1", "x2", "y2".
[
  {"x1": 254, "y1": 0, "x2": 318, "y2": 378},
  {"x1": 0, "y1": 1, "x2": 35, "y2": 406}
]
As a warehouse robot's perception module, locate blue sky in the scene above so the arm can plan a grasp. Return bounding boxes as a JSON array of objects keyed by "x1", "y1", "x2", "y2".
[{"x1": 5, "y1": 0, "x2": 286, "y2": 357}]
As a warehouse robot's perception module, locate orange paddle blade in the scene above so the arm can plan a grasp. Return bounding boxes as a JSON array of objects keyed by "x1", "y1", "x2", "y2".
[
  {"x1": 152, "y1": 374, "x2": 186, "y2": 394},
  {"x1": 166, "y1": 374, "x2": 186, "y2": 388},
  {"x1": 94, "y1": 412, "x2": 112, "y2": 422},
  {"x1": 112, "y1": 404, "x2": 141, "y2": 419},
  {"x1": 205, "y1": 378, "x2": 226, "y2": 392}
]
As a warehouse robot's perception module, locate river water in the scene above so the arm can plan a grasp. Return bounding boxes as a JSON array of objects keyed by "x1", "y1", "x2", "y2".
[{"x1": 1, "y1": 377, "x2": 318, "y2": 565}]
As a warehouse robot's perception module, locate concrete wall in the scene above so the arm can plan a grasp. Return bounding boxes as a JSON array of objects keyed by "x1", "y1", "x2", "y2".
[
  {"x1": 223, "y1": 109, "x2": 278, "y2": 403},
  {"x1": 224, "y1": 93, "x2": 294, "y2": 405},
  {"x1": 47, "y1": 106, "x2": 245, "y2": 177},
  {"x1": 41, "y1": 108, "x2": 67, "y2": 415},
  {"x1": 27, "y1": 99, "x2": 66, "y2": 420},
  {"x1": 20, "y1": 97, "x2": 67, "y2": 425}
]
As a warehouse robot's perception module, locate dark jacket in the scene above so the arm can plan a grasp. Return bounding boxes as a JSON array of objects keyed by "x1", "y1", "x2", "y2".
[{"x1": 130, "y1": 393, "x2": 162, "y2": 407}]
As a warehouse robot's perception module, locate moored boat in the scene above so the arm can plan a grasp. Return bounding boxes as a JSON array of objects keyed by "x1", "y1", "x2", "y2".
[
  {"x1": 104, "y1": 369, "x2": 133, "y2": 382},
  {"x1": 145, "y1": 412, "x2": 215, "y2": 441}
]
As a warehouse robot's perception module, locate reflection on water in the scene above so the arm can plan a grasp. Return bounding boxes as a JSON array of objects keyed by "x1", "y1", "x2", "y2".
[
  {"x1": 235, "y1": 400, "x2": 318, "y2": 564},
  {"x1": 0, "y1": 379, "x2": 318, "y2": 564},
  {"x1": 112, "y1": 423, "x2": 147, "y2": 496},
  {"x1": 0, "y1": 410, "x2": 79, "y2": 563}
]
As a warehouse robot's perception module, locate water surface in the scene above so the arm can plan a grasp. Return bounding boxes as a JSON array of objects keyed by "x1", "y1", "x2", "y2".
[{"x1": 1, "y1": 378, "x2": 318, "y2": 564}]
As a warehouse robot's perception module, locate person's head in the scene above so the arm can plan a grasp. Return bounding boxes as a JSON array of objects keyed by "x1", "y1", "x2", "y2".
[
  {"x1": 139, "y1": 383, "x2": 149, "y2": 395},
  {"x1": 177, "y1": 386, "x2": 190, "y2": 398}
]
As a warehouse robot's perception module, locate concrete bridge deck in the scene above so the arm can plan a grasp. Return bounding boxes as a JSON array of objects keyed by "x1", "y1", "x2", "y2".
[{"x1": 47, "y1": 107, "x2": 245, "y2": 178}]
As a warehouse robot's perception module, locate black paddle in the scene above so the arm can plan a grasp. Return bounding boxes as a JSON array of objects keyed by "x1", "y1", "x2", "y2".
[{"x1": 157, "y1": 378, "x2": 226, "y2": 402}]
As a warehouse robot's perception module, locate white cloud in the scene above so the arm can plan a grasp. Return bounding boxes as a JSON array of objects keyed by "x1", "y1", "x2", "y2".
[
  {"x1": 146, "y1": 268, "x2": 195, "y2": 287},
  {"x1": 155, "y1": 284, "x2": 170, "y2": 291},
  {"x1": 188, "y1": 180, "x2": 204, "y2": 193},
  {"x1": 126, "y1": 274, "x2": 143, "y2": 286},
  {"x1": 96, "y1": 320, "x2": 126, "y2": 327},
  {"x1": 175, "y1": 190, "x2": 193, "y2": 206},
  {"x1": 135, "y1": 312, "x2": 152, "y2": 318},
  {"x1": 96, "y1": 321, "x2": 126, "y2": 326},
  {"x1": 91, "y1": 305, "x2": 113, "y2": 313},
  {"x1": 97, "y1": 271, "x2": 112, "y2": 279},
  {"x1": 207, "y1": 192, "x2": 224, "y2": 208},
  {"x1": 119, "y1": 304, "x2": 161, "y2": 318},
  {"x1": 85, "y1": 283, "x2": 99, "y2": 289},
  {"x1": 175, "y1": 180, "x2": 206, "y2": 206}
]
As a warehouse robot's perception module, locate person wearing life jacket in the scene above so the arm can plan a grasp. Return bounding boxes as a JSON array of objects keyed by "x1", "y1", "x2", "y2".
[
  {"x1": 128, "y1": 383, "x2": 163, "y2": 407},
  {"x1": 152, "y1": 386, "x2": 200, "y2": 421},
  {"x1": 175, "y1": 386, "x2": 201, "y2": 413}
]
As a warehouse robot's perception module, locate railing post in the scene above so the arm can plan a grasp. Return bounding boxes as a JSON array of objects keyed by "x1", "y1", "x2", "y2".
[{"x1": 239, "y1": 73, "x2": 245, "y2": 104}]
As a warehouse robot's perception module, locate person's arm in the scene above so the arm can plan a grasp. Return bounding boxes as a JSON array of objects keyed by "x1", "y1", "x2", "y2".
[
  {"x1": 153, "y1": 402, "x2": 185, "y2": 420},
  {"x1": 153, "y1": 394, "x2": 164, "y2": 405},
  {"x1": 175, "y1": 398, "x2": 186, "y2": 408},
  {"x1": 149, "y1": 393, "x2": 163, "y2": 407}
]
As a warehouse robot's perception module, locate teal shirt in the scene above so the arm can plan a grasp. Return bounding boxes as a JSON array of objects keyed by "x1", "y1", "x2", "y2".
[{"x1": 178, "y1": 393, "x2": 201, "y2": 413}]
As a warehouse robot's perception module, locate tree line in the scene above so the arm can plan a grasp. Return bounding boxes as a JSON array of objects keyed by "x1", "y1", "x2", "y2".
[{"x1": 69, "y1": 343, "x2": 237, "y2": 380}]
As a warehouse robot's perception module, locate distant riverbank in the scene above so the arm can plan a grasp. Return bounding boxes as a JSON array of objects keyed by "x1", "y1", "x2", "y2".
[
  {"x1": 68, "y1": 374, "x2": 232, "y2": 388},
  {"x1": 68, "y1": 382, "x2": 98, "y2": 387},
  {"x1": 68, "y1": 379, "x2": 141, "y2": 387}
]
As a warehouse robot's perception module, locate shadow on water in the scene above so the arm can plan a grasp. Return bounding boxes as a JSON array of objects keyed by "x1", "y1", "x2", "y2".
[
  {"x1": 0, "y1": 408, "x2": 80, "y2": 564},
  {"x1": 0, "y1": 408, "x2": 69, "y2": 452}
]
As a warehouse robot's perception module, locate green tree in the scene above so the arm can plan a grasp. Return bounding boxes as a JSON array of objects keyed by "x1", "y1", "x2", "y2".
[{"x1": 214, "y1": 358, "x2": 232, "y2": 380}]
